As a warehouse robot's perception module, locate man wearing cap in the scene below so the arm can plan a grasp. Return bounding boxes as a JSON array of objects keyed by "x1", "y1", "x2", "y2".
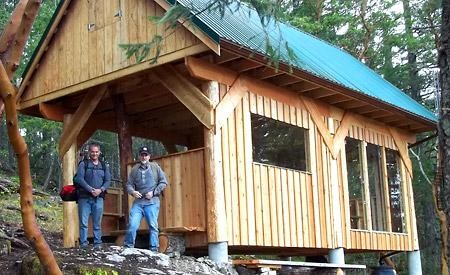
[{"x1": 124, "y1": 146, "x2": 168, "y2": 251}]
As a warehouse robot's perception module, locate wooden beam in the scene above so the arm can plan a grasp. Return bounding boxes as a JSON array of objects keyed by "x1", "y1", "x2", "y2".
[
  {"x1": 215, "y1": 78, "x2": 247, "y2": 129},
  {"x1": 186, "y1": 56, "x2": 307, "y2": 110},
  {"x1": 39, "y1": 103, "x2": 66, "y2": 122},
  {"x1": 111, "y1": 92, "x2": 132, "y2": 227},
  {"x1": 58, "y1": 85, "x2": 108, "y2": 157},
  {"x1": 330, "y1": 112, "x2": 354, "y2": 159},
  {"x1": 202, "y1": 81, "x2": 227, "y2": 242},
  {"x1": 62, "y1": 114, "x2": 79, "y2": 248},
  {"x1": 153, "y1": 64, "x2": 214, "y2": 129},
  {"x1": 388, "y1": 127, "x2": 413, "y2": 177}
]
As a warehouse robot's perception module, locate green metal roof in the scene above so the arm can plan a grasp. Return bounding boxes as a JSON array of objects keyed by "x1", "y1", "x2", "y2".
[{"x1": 176, "y1": 0, "x2": 437, "y2": 124}]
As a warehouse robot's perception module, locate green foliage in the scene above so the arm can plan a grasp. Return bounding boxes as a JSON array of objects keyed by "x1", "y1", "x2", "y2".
[{"x1": 119, "y1": 35, "x2": 163, "y2": 63}]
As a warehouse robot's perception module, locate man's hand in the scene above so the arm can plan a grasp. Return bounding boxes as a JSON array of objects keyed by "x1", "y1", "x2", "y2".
[
  {"x1": 132, "y1": 191, "x2": 142, "y2": 199},
  {"x1": 91, "y1": 188, "x2": 102, "y2": 197},
  {"x1": 145, "y1": 191, "x2": 153, "y2": 200}
]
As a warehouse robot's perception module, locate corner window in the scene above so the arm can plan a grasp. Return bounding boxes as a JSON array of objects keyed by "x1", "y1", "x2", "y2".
[
  {"x1": 345, "y1": 137, "x2": 367, "y2": 230},
  {"x1": 367, "y1": 144, "x2": 387, "y2": 231},
  {"x1": 251, "y1": 113, "x2": 308, "y2": 172},
  {"x1": 386, "y1": 148, "x2": 405, "y2": 233}
]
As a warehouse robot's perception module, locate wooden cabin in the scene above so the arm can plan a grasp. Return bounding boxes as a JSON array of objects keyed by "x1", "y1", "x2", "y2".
[{"x1": 17, "y1": 0, "x2": 436, "y2": 270}]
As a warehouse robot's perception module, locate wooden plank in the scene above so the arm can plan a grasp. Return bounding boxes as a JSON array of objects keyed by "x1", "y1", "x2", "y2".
[
  {"x1": 235, "y1": 102, "x2": 248, "y2": 245},
  {"x1": 277, "y1": 101, "x2": 284, "y2": 121},
  {"x1": 249, "y1": 92, "x2": 257, "y2": 113},
  {"x1": 221, "y1": 115, "x2": 233, "y2": 245},
  {"x1": 243, "y1": 95, "x2": 256, "y2": 245},
  {"x1": 173, "y1": 156, "x2": 183, "y2": 226},
  {"x1": 281, "y1": 169, "x2": 290, "y2": 246},
  {"x1": 320, "y1": 135, "x2": 329, "y2": 248},
  {"x1": 154, "y1": 65, "x2": 213, "y2": 129},
  {"x1": 270, "y1": 98, "x2": 277, "y2": 120},
  {"x1": 294, "y1": 172, "x2": 303, "y2": 247},
  {"x1": 309, "y1": 118, "x2": 321, "y2": 247},
  {"x1": 361, "y1": 141, "x2": 372, "y2": 230},
  {"x1": 307, "y1": 173, "x2": 316, "y2": 247},
  {"x1": 300, "y1": 173, "x2": 309, "y2": 247},
  {"x1": 287, "y1": 170, "x2": 297, "y2": 247},
  {"x1": 263, "y1": 96, "x2": 271, "y2": 117},
  {"x1": 256, "y1": 94, "x2": 264, "y2": 115},
  {"x1": 260, "y1": 164, "x2": 271, "y2": 246},
  {"x1": 340, "y1": 148, "x2": 351, "y2": 248},
  {"x1": 275, "y1": 168, "x2": 284, "y2": 246},
  {"x1": 268, "y1": 167, "x2": 279, "y2": 246},
  {"x1": 381, "y1": 149, "x2": 392, "y2": 232},
  {"x1": 58, "y1": 85, "x2": 108, "y2": 157},
  {"x1": 253, "y1": 164, "x2": 264, "y2": 246},
  {"x1": 329, "y1": 119, "x2": 343, "y2": 248},
  {"x1": 228, "y1": 111, "x2": 240, "y2": 244}
]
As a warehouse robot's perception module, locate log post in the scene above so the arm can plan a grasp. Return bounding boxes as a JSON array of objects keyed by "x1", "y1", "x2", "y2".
[
  {"x1": 62, "y1": 114, "x2": 79, "y2": 247},
  {"x1": 111, "y1": 92, "x2": 132, "y2": 228},
  {"x1": 202, "y1": 81, "x2": 228, "y2": 263}
]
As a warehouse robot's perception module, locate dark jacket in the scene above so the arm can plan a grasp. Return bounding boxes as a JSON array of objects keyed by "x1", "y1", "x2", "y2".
[{"x1": 75, "y1": 160, "x2": 111, "y2": 199}]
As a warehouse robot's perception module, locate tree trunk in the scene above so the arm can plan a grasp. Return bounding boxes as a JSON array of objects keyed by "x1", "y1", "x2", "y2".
[
  {"x1": 0, "y1": 62, "x2": 61, "y2": 274},
  {"x1": 42, "y1": 154, "x2": 56, "y2": 190},
  {"x1": 439, "y1": 0, "x2": 450, "y2": 273},
  {"x1": 402, "y1": 0, "x2": 421, "y2": 101}
]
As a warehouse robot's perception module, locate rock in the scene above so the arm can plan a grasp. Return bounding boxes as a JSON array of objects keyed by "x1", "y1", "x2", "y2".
[{"x1": 0, "y1": 239, "x2": 11, "y2": 256}]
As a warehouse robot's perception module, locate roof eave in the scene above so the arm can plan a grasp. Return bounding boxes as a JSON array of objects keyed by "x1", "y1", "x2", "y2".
[{"x1": 220, "y1": 39, "x2": 437, "y2": 132}]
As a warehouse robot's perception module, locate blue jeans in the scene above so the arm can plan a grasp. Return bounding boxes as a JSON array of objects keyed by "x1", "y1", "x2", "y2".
[
  {"x1": 124, "y1": 202, "x2": 160, "y2": 250},
  {"x1": 78, "y1": 197, "x2": 104, "y2": 247}
]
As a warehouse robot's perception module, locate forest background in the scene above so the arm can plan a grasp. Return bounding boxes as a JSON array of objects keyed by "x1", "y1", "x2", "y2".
[{"x1": 0, "y1": 0, "x2": 442, "y2": 273}]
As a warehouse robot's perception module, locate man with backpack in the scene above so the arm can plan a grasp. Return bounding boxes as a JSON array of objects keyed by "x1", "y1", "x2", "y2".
[
  {"x1": 124, "y1": 146, "x2": 168, "y2": 252},
  {"x1": 75, "y1": 142, "x2": 111, "y2": 249}
]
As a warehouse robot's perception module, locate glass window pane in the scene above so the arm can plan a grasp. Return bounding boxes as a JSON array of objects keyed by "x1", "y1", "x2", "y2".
[
  {"x1": 345, "y1": 137, "x2": 367, "y2": 230},
  {"x1": 366, "y1": 144, "x2": 387, "y2": 231},
  {"x1": 386, "y1": 149, "x2": 405, "y2": 233},
  {"x1": 251, "y1": 113, "x2": 308, "y2": 171}
]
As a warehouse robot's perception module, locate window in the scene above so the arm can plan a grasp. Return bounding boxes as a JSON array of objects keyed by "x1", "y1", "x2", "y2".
[
  {"x1": 386, "y1": 148, "x2": 405, "y2": 233},
  {"x1": 366, "y1": 144, "x2": 387, "y2": 231},
  {"x1": 345, "y1": 137, "x2": 367, "y2": 230},
  {"x1": 251, "y1": 113, "x2": 308, "y2": 171}
]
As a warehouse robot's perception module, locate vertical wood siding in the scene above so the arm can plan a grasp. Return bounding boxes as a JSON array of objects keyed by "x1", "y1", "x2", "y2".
[
  {"x1": 220, "y1": 90, "x2": 416, "y2": 252},
  {"x1": 22, "y1": 0, "x2": 201, "y2": 101}
]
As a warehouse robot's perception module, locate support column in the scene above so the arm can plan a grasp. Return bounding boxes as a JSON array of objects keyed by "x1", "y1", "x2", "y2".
[
  {"x1": 202, "y1": 81, "x2": 228, "y2": 263},
  {"x1": 408, "y1": 250, "x2": 422, "y2": 275},
  {"x1": 111, "y1": 92, "x2": 133, "y2": 228},
  {"x1": 62, "y1": 114, "x2": 79, "y2": 247},
  {"x1": 328, "y1": 248, "x2": 345, "y2": 265}
]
